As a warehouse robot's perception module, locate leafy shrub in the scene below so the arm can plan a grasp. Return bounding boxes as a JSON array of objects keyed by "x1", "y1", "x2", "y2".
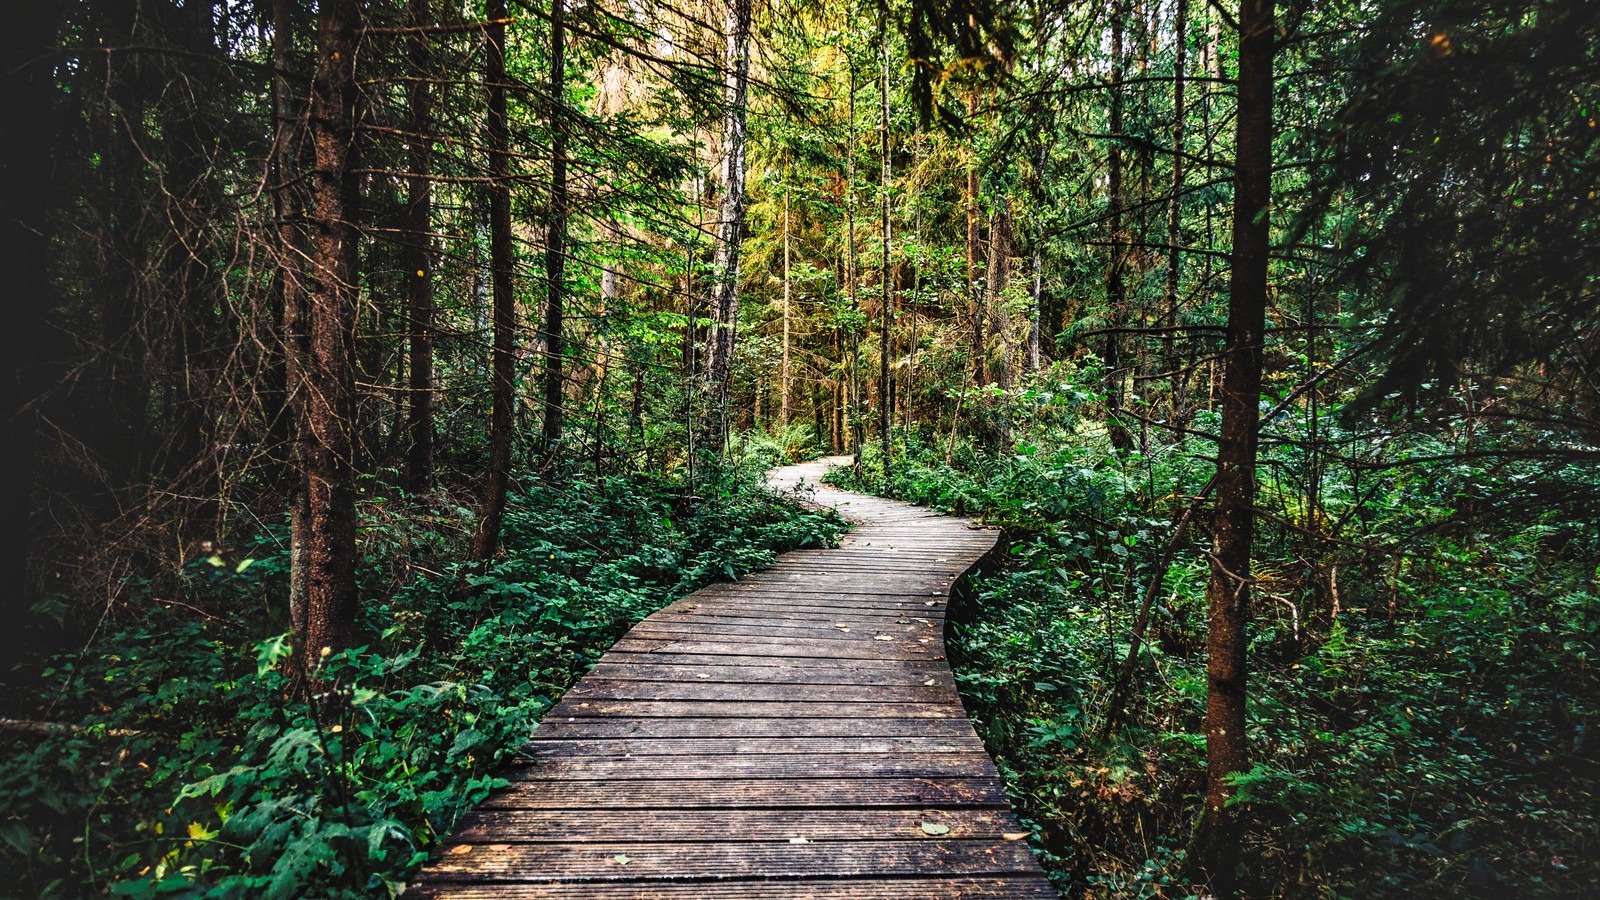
[{"x1": 0, "y1": 466, "x2": 844, "y2": 897}]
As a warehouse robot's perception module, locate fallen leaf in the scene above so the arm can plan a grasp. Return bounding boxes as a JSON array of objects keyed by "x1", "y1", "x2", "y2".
[
  {"x1": 920, "y1": 822, "x2": 951, "y2": 836},
  {"x1": 897, "y1": 618, "x2": 911, "y2": 624},
  {"x1": 924, "y1": 679, "x2": 937, "y2": 686},
  {"x1": 695, "y1": 673, "x2": 710, "y2": 679},
  {"x1": 612, "y1": 854, "x2": 632, "y2": 865},
  {"x1": 448, "y1": 845, "x2": 473, "y2": 856},
  {"x1": 1003, "y1": 832, "x2": 1032, "y2": 841},
  {"x1": 788, "y1": 837, "x2": 811, "y2": 844},
  {"x1": 873, "y1": 634, "x2": 894, "y2": 641},
  {"x1": 918, "y1": 638, "x2": 931, "y2": 643}
]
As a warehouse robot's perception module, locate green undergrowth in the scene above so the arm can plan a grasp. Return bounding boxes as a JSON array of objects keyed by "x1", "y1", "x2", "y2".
[
  {"x1": 830, "y1": 429, "x2": 1599, "y2": 898},
  {"x1": 0, "y1": 464, "x2": 844, "y2": 898}
]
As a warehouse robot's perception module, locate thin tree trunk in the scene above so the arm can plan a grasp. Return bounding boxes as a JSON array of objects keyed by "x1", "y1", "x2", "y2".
[
  {"x1": 271, "y1": 0, "x2": 312, "y2": 632},
  {"x1": 845, "y1": 70, "x2": 863, "y2": 463},
  {"x1": 907, "y1": 134, "x2": 923, "y2": 429},
  {"x1": 95, "y1": 0, "x2": 152, "y2": 493},
  {"x1": 987, "y1": 201, "x2": 1014, "y2": 392},
  {"x1": 781, "y1": 188, "x2": 792, "y2": 427},
  {"x1": 165, "y1": 0, "x2": 223, "y2": 544},
  {"x1": 539, "y1": 0, "x2": 568, "y2": 460},
  {"x1": 293, "y1": 0, "x2": 362, "y2": 682},
  {"x1": 472, "y1": 0, "x2": 514, "y2": 561},
  {"x1": 1029, "y1": 244, "x2": 1042, "y2": 372},
  {"x1": 878, "y1": 20, "x2": 892, "y2": 472},
  {"x1": 701, "y1": 0, "x2": 753, "y2": 449},
  {"x1": 1193, "y1": 0, "x2": 1275, "y2": 892},
  {"x1": 1166, "y1": 0, "x2": 1188, "y2": 424},
  {"x1": 966, "y1": 165, "x2": 984, "y2": 386},
  {"x1": 405, "y1": 0, "x2": 434, "y2": 492},
  {"x1": 1106, "y1": 2, "x2": 1134, "y2": 452}
]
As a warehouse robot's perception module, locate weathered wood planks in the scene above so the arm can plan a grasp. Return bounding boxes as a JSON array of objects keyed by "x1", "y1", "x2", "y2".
[{"x1": 406, "y1": 457, "x2": 1057, "y2": 898}]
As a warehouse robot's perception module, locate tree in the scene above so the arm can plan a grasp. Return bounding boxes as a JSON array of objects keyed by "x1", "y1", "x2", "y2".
[
  {"x1": 702, "y1": 0, "x2": 754, "y2": 449},
  {"x1": 472, "y1": 0, "x2": 516, "y2": 561},
  {"x1": 539, "y1": 0, "x2": 570, "y2": 461},
  {"x1": 405, "y1": 0, "x2": 435, "y2": 493},
  {"x1": 292, "y1": 0, "x2": 363, "y2": 682},
  {"x1": 1193, "y1": 0, "x2": 1275, "y2": 891}
]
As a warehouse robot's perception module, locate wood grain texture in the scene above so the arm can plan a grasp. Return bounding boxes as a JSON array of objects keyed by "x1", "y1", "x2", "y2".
[{"x1": 405, "y1": 458, "x2": 1056, "y2": 897}]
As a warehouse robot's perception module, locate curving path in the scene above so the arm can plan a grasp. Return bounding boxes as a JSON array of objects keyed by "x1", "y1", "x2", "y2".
[{"x1": 407, "y1": 458, "x2": 1057, "y2": 898}]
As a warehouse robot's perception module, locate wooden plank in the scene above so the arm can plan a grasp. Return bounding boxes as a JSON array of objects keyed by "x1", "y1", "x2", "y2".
[
  {"x1": 539, "y1": 699, "x2": 958, "y2": 718},
  {"x1": 506, "y1": 752, "x2": 998, "y2": 780},
  {"x1": 622, "y1": 622, "x2": 944, "y2": 644},
  {"x1": 583, "y1": 662, "x2": 953, "y2": 686},
  {"x1": 529, "y1": 716, "x2": 976, "y2": 740},
  {"x1": 522, "y1": 735, "x2": 982, "y2": 757},
  {"x1": 560, "y1": 680, "x2": 949, "y2": 704},
  {"x1": 477, "y1": 776, "x2": 1012, "y2": 810},
  {"x1": 608, "y1": 638, "x2": 947, "y2": 661},
  {"x1": 599, "y1": 650, "x2": 941, "y2": 670},
  {"x1": 406, "y1": 875, "x2": 1056, "y2": 898},
  {"x1": 414, "y1": 838, "x2": 1042, "y2": 882},
  {"x1": 450, "y1": 808, "x2": 1027, "y2": 842}
]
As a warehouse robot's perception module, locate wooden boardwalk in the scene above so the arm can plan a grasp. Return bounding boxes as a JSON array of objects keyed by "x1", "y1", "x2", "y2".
[{"x1": 407, "y1": 458, "x2": 1057, "y2": 898}]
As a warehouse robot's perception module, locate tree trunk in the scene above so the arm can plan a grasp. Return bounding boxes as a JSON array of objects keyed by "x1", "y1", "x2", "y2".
[
  {"x1": 164, "y1": 0, "x2": 224, "y2": 545},
  {"x1": 472, "y1": 0, "x2": 515, "y2": 561},
  {"x1": 1029, "y1": 244, "x2": 1042, "y2": 373},
  {"x1": 781, "y1": 188, "x2": 792, "y2": 427},
  {"x1": 539, "y1": 0, "x2": 569, "y2": 460},
  {"x1": 1193, "y1": 0, "x2": 1275, "y2": 893},
  {"x1": 94, "y1": 0, "x2": 152, "y2": 495},
  {"x1": 270, "y1": 0, "x2": 312, "y2": 633},
  {"x1": 966, "y1": 166, "x2": 984, "y2": 386},
  {"x1": 404, "y1": 0, "x2": 434, "y2": 493},
  {"x1": 986, "y1": 201, "x2": 1014, "y2": 391},
  {"x1": 1106, "y1": 2, "x2": 1134, "y2": 452},
  {"x1": 292, "y1": 0, "x2": 362, "y2": 682},
  {"x1": 878, "y1": 21, "x2": 892, "y2": 472},
  {"x1": 700, "y1": 0, "x2": 753, "y2": 449},
  {"x1": 1166, "y1": 0, "x2": 1189, "y2": 425}
]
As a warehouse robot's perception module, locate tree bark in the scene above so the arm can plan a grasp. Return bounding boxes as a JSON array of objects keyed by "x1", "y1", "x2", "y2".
[
  {"x1": 270, "y1": 0, "x2": 312, "y2": 634},
  {"x1": 781, "y1": 188, "x2": 792, "y2": 427},
  {"x1": 1106, "y1": 1, "x2": 1135, "y2": 452},
  {"x1": 293, "y1": 0, "x2": 362, "y2": 682},
  {"x1": 966, "y1": 166, "x2": 984, "y2": 386},
  {"x1": 878, "y1": 20, "x2": 893, "y2": 473},
  {"x1": 1166, "y1": 0, "x2": 1189, "y2": 424},
  {"x1": 1193, "y1": 0, "x2": 1275, "y2": 893},
  {"x1": 539, "y1": 0, "x2": 569, "y2": 460},
  {"x1": 404, "y1": 0, "x2": 435, "y2": 493},
  {"x1": 700, "y1": 0, "x2": 753, "y2": 450},
  {"x1": 473, "y1": 0, "x2": 515, "y2": 560},
  {"x1": 986, "y1": 201, "x2": 1014, "y2": 391}
]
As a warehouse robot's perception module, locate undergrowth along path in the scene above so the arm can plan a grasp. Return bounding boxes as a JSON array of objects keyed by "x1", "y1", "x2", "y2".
[{"x1": 407, "y1": 457, "x2": 1057, "y2": 898}]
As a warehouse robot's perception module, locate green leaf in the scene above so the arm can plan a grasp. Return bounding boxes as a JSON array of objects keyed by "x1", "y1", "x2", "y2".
[{"x1": 920, "y1": 822, "x2": 951, "y2": 836}]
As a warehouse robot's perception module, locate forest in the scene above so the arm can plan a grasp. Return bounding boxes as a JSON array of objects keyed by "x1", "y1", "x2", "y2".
[{"x1": 1, "y1": 0, "x2": 1596, "y2": 896}]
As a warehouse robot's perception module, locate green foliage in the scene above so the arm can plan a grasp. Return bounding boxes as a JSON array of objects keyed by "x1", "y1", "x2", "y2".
[
  {"x1": 841, "y1": 417, "x2": 1600, "y2": 897},
  {"x1": 0, "y1": 468, "x2": 843, "y2": 897}
]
